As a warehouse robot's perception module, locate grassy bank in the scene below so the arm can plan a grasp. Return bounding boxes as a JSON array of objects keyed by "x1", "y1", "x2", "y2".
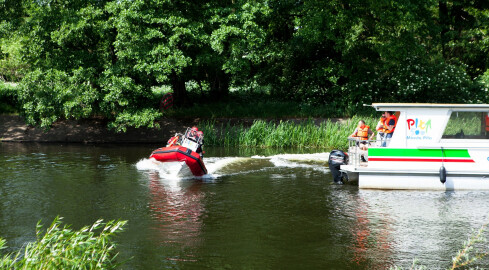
[{"x1": 200, "y1": 116, "x2": 378, "y2": 150}]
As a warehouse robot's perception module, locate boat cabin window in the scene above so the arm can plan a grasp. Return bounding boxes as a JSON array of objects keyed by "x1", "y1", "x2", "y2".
[{"x1": 442, "y1": 111, "x2": 489, "y2": 139}]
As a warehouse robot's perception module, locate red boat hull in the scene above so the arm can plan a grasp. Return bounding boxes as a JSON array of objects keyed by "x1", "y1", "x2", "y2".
[{"x1": 149, "y1": 146, "x2": 207, "y2": 176}]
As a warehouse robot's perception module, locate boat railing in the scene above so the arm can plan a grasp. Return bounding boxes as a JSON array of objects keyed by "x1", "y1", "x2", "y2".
[
  {"x1": 181, "y1": 127, "x2": 203, "y2": 152},
  {"x1": 347, "y1": 137, "x2": 391, "y2": 167},
  {"x1": 347, "y1": 138, "x2": 366, "y2": 167}
]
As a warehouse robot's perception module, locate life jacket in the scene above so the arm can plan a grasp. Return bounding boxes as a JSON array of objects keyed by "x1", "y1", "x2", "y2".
[
  {"x1": 356, "y1": 126, "x2": 370, "y2": 140},
  {"x1": 383, "y1": 115, "x2": 397, "y2": 134},
  {"x1": 166, "y1": 136, "x2": 179, "y2": 147},
  {"x1": 485, "y1": 115, "x2": 489, "y2": 132},
  {"x1": 376, "y1": 118, "x2": 384, "y2": 131}
]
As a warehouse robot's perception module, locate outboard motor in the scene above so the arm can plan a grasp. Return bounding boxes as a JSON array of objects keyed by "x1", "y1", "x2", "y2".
[{"x1": 328, "y1": 150, "x2": 349, "y2": 184}]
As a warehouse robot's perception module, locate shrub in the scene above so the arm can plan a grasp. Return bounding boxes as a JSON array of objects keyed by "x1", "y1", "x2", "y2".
[
  {"x1": 18, "y1": 68, "x2": 99, "y2": 128},
  {"x1": 0, "y1": 217, "x2": 127, "y2": 269},
  {"x1": 0, "y1": 82, "x2": 20, "y2": 113}
]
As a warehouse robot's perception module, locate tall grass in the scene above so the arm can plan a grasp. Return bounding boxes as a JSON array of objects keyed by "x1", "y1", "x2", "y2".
[
  {"x1": 0, "y1": 217, "x2": 127, "y2": 269},
  {"x1": 443, "y1": 112, "x2": 482, "y2": 136},
  {"x1": 201, "y1": 116, "x2": 377, "y2": 150}
]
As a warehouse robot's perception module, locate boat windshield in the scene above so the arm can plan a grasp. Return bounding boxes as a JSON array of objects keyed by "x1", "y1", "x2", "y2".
[
  {"x1": 442, "y1": 111, "x2": 489, "y2": 139},
  {"x1": 180, "y1": 127, "x2": 203, "y2": 151}
]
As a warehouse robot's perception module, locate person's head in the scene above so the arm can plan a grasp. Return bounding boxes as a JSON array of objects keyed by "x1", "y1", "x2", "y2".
[
  {"x1": 358, "y1": 120, "x2": 366, "y2": 128},
  {"x1": 380, "y1": 112, "x2": 386, "y2": 119},
  {"x1": 197, "y1": 131, "x2": 203, "y2": 137},
  {"x1": 384, "y1": 111, "x2": 392, "y2": 117}
]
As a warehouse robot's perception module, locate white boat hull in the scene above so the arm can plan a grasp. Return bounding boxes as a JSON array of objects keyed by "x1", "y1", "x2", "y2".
[{"x1": 348, "y1": 169, "x2": 489, "y2": 190}]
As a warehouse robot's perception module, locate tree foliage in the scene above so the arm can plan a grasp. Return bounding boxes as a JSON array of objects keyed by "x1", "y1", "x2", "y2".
[{"x1": 1, "y1": 0, "x2": 489, "y2": 128}]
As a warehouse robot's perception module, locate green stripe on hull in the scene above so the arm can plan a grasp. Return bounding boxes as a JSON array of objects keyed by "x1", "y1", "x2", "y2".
[{"x1": 368, "y1": 148, "x2": 470, "y2": 158}]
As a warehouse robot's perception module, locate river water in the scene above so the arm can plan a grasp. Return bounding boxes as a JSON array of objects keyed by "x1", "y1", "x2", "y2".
[{"x1": 1, "y1": 142, "x2": 489, "y2": 269}]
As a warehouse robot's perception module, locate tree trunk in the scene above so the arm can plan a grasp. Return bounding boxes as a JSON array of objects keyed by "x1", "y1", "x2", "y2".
[
  {"x1": 210, "y1": 70, "x2": 230, "y2": 100},
  {"x1": 170, "y1": 70, "x2": 188, "y2": 107},
  {"x1": 438, "y1": 1, "x2": 449, "y2": 59}
]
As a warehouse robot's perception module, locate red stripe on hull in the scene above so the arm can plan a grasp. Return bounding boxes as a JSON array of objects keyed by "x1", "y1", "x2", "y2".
[
  {"x1": 369, "y1": 157, "x2": 475, "y2": 163},
  {"x1": 150, "y1": 146, "x2": 207, "y2": 176}
]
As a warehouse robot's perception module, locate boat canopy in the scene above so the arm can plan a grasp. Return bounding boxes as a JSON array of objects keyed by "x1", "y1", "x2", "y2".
[
  {"x1": 371, "y1": 103, "x2": 489, "y2": 112},
  {"x1": 366, "y1": 103, "x2": 489, "y2": 148}
]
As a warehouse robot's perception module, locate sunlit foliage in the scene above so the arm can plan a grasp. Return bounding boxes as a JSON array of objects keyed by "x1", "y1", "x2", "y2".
[
  {"x1": 0, "y1": 216, "x2": 127, "y2": 269},
  {"x1": 1, "y1": 1, "x2": 489, "y2": 127}
]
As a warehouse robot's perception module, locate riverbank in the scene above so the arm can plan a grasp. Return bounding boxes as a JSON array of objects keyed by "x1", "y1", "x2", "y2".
[{"x1": 0, "y1": 114, "x2": 348, "y2": 144}]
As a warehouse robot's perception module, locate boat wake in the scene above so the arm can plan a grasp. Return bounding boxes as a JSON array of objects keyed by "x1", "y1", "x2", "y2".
[
  {"x1": 136, "y1": 152, "x2": 331, "y2": 180},
  {"x1": 254, "y1": 153, "x2": 331, "y2": 173}
]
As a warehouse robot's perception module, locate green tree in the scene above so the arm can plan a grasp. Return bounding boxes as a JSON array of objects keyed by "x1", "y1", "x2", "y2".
[
  {"x1": 107, "y1": 0, "x2": 206, "y2": 106},
  {"x1": 207, "y1": 0, "x2": 271, "y2": 97},
  {"x1": 4, "y1": 0, "x2": 489, "y2": 127},
  {"x1": 17, "y1": 0, "x2": 162, "y2": 131},
  {"x1": 438, "y1": 0, "x2": 489, "y2": 78},
  {"x1": 0, "y1": 0, "x2": 27, "y2": 82}
]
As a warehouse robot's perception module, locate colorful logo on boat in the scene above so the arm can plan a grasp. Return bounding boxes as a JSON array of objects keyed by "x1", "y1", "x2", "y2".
[{"x1": 406, "y1": 118, "x2": 432, "y2": 140}]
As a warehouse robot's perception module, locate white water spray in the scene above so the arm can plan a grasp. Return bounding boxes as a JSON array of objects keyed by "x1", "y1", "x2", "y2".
[
  {"x1": 252, "y1": 152, "x2": 331, "y2": 173},
  {"x1": 136, "y1": 152, "x2": 331, "y2": 180}
]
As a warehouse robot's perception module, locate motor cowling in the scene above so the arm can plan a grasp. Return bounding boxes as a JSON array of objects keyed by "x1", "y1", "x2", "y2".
[{"x1": 328, "y1": 150, "x2": 349, "y2": 184}]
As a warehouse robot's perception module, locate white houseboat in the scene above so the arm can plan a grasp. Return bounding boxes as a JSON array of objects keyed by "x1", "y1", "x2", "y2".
[{"x1": 340, "y1": 103, "x2": 489, "y2": 190}]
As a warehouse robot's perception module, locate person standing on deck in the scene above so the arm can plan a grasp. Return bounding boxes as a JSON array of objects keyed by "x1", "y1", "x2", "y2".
[
  {"x1": 196, "y1": 131, "x2": 204, "y2": 158},
  {"x1": 382, "y1": 111, "x2": 397, "y2": 146},
  {"x1": 375, "y1": 113, "x2": 386, "y2": 146}
]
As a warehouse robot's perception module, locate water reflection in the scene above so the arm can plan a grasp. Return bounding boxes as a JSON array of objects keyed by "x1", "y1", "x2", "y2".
[
  {"x1": 347, "y1": 190, "x2": 489, "y2": 269},
  {"x1": 326, "y1": 188, "x2": 395, "y2": 269},
  {"x1": 147, "y1": 172, "x2": 205, "y2": 261},
  {"x1": 350, "y1": 195, "x2": 393, "y2": 269}
]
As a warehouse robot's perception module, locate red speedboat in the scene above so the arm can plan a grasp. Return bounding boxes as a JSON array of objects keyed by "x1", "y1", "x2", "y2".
[{"x1": 149, "y1": 128, "x2": 207, "y2": 177}]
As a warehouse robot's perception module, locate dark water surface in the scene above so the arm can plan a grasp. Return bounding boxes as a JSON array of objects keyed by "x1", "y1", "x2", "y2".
[{"x1": 1, "y1": 143, "x2": 488, "y2": 269}]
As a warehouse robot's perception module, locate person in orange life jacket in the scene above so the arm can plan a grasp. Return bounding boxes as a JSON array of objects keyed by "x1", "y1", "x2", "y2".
[
  {"x1": 166, "y1": 135, "x2": 180, "y2": 147},
  {"x1": 375, "y1": 113, "x2": 386, "y2": 145},
  {"x1": 349, "y1": 120, "x2": 374, "y2": 150},
  {"x1": 485, "y1": 113, "x2": 489, "y2": 138},
  {"x1": 381, "y1": 111, "x2": 397, "y2": 146}
]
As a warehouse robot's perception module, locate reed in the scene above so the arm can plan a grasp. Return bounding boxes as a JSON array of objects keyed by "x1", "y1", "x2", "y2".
[
  {"x1": 390, "y1": 222, "x2": 489, "y2": 270},
  {"x1": 443, "y1": 114, "x2": 481, "y2": 136},
  {"x1": 450, "y1": 223, "x2": 487, "y2": 269},
  {"x1": 200, "y1": 116, "x2": 377, "y2": 150},
  {"x1": 0, "y1": 217, "x2": 127, "y2": 269}
]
